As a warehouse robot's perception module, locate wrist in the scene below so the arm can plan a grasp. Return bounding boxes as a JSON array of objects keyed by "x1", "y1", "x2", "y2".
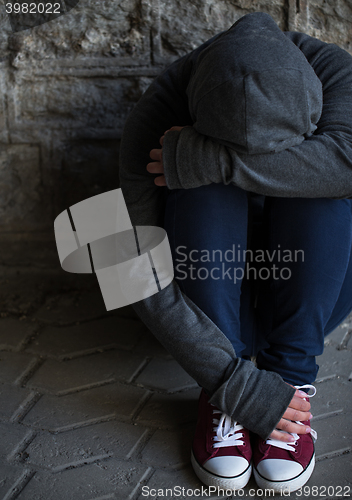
[{"x1": 162, "y1": 129, "x2": 184, "y2": 189}]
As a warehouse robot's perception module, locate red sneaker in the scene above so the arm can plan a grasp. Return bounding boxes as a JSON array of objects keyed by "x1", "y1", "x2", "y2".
[
  {"x1": 191, "y1": 389, "x2": 252, "y2": 489},
  {"x1": 253, "y1": 385, "x2": 317, "y2": 493}
]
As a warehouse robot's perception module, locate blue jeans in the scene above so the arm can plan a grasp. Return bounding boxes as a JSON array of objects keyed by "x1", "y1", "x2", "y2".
[{"x1": 164, "y1": 184, "x2": 352, "y2": 386}]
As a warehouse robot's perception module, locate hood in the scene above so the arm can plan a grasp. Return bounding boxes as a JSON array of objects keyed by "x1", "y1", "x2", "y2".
[{"x1": 186, "y1": 12, "x2": 323, "y2": 154}]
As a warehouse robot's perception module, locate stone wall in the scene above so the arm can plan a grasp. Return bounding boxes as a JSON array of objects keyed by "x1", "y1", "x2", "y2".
[{"x1": 0, "y1": 0, "x2": 351, "y2": 235}]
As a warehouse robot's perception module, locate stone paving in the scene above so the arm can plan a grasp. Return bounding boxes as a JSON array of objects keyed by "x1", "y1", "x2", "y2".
[{"x1": 0, "y1": 259, "x2": 351, "y2": 499}]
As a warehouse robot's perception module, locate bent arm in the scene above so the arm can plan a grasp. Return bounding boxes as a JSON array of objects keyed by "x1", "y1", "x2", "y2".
[{"x1": 162, "y1": 34, "x2": 352, "y2": 198}]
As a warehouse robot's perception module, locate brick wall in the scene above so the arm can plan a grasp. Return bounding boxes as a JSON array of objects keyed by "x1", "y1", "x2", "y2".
[{"x1": 0, "y1": 0, "x2": 351, "y2": 234}]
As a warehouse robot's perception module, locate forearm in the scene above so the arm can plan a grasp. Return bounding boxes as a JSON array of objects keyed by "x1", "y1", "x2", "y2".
[
  {"x1": 163, "y1": 125, "x2": 352, "y2": 198},
  {"x1": 227, "y1": 135, "x2": 352, "y2": 198},
  {"x1": 133, "y1": 281, "x2": 295, "y2": 439}
]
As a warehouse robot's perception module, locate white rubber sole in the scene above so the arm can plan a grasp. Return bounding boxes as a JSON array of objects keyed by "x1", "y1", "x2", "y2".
[
  {"x1": 191, "y1": 450, "x2": 252, "y2": 490},
  {"x1": 253, "y1": 454, "x2": 315, "y2": 494}
]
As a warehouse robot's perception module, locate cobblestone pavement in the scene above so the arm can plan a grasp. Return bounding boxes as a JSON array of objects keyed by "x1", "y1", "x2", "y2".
[{"x1": 0, "y1": 257, "x2": 351, "y2": 499}]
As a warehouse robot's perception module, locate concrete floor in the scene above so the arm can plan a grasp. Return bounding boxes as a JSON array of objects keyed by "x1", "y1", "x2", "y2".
[{"x1": 0, "y1": 244, "x2": 351, "y2": 499}]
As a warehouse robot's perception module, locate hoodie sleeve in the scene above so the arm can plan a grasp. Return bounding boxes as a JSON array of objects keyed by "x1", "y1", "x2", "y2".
[
  {"x1": 119, "y1": 38, "x2": 296, "y2": 440},
  {"x1": 162, "y1": 34, "x2": 352, "y2": 198}
]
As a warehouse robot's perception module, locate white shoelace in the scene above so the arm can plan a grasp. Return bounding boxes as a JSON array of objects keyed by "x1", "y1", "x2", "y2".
[
  {"x1": 265, "y1": 384, "x2": 318, "y2": 451},
  {"x1": 212, "y1": 409, "x2": 245, "y2": 449}
]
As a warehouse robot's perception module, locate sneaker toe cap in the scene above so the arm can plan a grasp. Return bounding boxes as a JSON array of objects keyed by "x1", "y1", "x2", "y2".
[
  {"x1": 257, "y1": 458, "x2": 303, "y2": 481},
  {"x1": 203, "y1": 456, "x2": 249, "y2": 478}
]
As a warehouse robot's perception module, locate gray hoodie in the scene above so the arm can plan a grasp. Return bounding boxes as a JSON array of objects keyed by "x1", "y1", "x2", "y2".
[
  {"x1": 185, "y1": 13, "x2": 322, "y2": 155},
  {"x1": 119, "y1": 12, "x2": 352, "y2": 439}
]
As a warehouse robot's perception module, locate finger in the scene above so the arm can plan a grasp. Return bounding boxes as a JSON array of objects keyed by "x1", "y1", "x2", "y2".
[
  {"x1": 154, "y1": 175, "x2": 166, "y2": 186},
  {"x1": 269, "y1": 428, "x2": 296, "y2": 443},
  {"x1": 164, "y1": 126, "x2": 186, "y2": 134},
  {"x1": 160, "y1": 126, "x2": 185, "y2": 145},
  {"x1": 282, "y1": 407, "x2": 312, "y2": 422},
  {"x1": 286, "y1": 384, "x2": 312, "y2": 400},
  {"x1": 149, "y1": 149, "x2": 162, "y2": 161},
  {"x1": 147, "y1": 161, "x2": 164, "y2": 174},
  {"x1": 277, "y1": 418, "x2": 311, "y2": 436},
  {"x1": 288, "y1": 394, "x2": 311, "y2": 412},
  {"x1": 294, "y1": 388, "x2": 311, "y2": 399}
]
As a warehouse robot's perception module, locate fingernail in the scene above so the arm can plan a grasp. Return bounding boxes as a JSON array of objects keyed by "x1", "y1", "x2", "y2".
[
  {"x1": 288, "y1": 436, "x2": 295, "y2": 442},
  {"x1": 306, "y1": 427, "x2": 311, "y2": 433},
  {"x1": 299, "y1": 390, "x2": 307, "y2": 396},
  {"x1": 309, "y1": 414, "x2": 313, "y2": 420}
]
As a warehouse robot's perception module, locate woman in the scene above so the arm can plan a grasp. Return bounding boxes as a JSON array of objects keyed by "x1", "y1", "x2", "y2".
[{"x1": 119, "y1": 12, "x2": 352, "y2": 492}]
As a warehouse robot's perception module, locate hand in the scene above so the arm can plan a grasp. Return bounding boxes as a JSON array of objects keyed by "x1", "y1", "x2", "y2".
[
  {"x1": 268, "y1": 388, "x2": 312, "y2": 443},
  {"x1": 147, "y1": 126, "x2": 186, "y2": 186}
]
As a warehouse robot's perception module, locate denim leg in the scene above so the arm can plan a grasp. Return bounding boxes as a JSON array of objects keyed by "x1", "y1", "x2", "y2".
[
  {"x1": 163, "y1": 183, "x2": 250, "y2": 357},
  {"x1": 324, "y1": 232, "x2": 352, "y2": 335},
  {"x1": 255, "y1": 197, "x2": 352, "y2": 386}
]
